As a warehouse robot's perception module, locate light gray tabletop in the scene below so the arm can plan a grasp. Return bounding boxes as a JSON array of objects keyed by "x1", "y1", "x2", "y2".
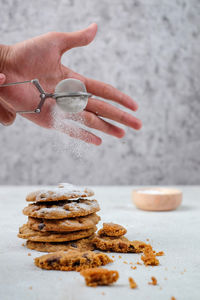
[{"x1": 0, "y1": 186, "x2": 199, "y2": 300}]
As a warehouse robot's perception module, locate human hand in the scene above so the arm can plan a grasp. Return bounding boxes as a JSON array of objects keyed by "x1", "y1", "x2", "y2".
[
  {"x1": 0, "y1": 24, "x2": 141, "y2": 145},
  {"x1": 0, "y1": 74, "x2": 16, "y2": 126}
]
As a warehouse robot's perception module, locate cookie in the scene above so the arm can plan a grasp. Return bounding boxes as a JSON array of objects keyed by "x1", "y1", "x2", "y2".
[
  {"x1": 23, "y1": 199, "x2": 100, "y2": 219},
  {"x1": 81, "y1": 268, "x2": 119, "y2": 287},
  {"x1": 26, "y1": 237, "x2": 95, "y2": 252},
  {"x1": 26, "y1": 183, "x2": 94, "y2": 203},
  {"x1": 18, "y1": 224, "x2": 97, "y2": 242},
  {"x1": 98, "y1": 223, "x2": 127, "y2": 237},
  {"x1": 27, "y1": 213, "x2": 100, "y2": 232},
  {"x1": 92, "y1": 235, "x2": 146, "y2": 253},
  {"x1": 34, "y1": 250, "x2": 113, "y2": 271}
]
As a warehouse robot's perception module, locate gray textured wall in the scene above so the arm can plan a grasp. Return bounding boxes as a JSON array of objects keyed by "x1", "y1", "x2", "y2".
[{"x1": 0, "y1": 0, "x2": 200, "y2": 185}]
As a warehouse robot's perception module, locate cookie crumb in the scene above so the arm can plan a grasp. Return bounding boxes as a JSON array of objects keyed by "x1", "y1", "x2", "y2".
[
  {"x1": 101, "y1": 292, "x2": 105, "y2": 295},
  {"x1": 164, "y1": 277, "x2": 167, "y2": 280},
  {"x1": 118, "y1": 255, "x2": 122, "y2": 259},
  {"x1": 171, "y1": 297, "x2": 176, "y2": 300},
  {"x1": 131, "y1": 266, "x2": 137, "y2": 270},
  {"x1": 28, "y1": 253, "x2": 31, "y2": 256},
  {"x1": 112, "y1": 255, "x2": 115, "y2": 258},
  {"x1": 29, "y1": 286, "x2": 32, "y2": 290},
  {"x1": 129, "y1": 277, "x2": 137, "y2": 289},
  {"x1": 22, "y1": 243, "x2": 25, "y2": 247},
  {"x1": 156, "y1": 251, "x2": 164, "y2": 256},
  {"x1": 136, "y1": 262, "x2": 142, "y2": 265},
  {"x1": 123, "y1": 261, "x2": 128, "y2": 264},
  {"x1": 146, "y1": 238, "x2": 149, "y2": 241},
  {"x1": 141, "y1": 245, "x2": 159, "y2": 266},
  {"x1": 148, "y1": 276, "x2": 157, "y2": 285}
]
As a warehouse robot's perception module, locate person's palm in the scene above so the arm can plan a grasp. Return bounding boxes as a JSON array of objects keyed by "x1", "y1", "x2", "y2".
[{"x1": 1, "y1": 24, "x2": 141, "y2": 145}]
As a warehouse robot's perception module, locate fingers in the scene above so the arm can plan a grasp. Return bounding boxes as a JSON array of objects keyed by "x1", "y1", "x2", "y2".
[
  {"x1": 53, "y1": 119, "x2": 102, "y2": 146},
  {"x1": 65, "y1": 111, "x2": 125, "y2": 138},
  {"x1": 86, "y1": 98, "x2": 142, "y2": 130},
  {"x1": 61, "y1": 68, "x2": 138, "y2": 111},
  {"x1": 85, "y1": 77, "x2": 138, "y2": 111},
  {"x1": 57, "y1": 23, "x2": 97, "y2": 54},
  {"x1": 0, "y1": 73, "x2": 16, "y2": 126},
  {"x1": 0, "y1": 97, "x2": 16, "y2": 126}
]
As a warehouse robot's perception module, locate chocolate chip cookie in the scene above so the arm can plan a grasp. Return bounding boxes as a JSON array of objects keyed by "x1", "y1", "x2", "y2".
[
  {"x1": 27, "y1": 213, "x2": 100, "y2": 232},
  {"x1": 18, "y1": 224, "x2": 97, "y2": 242},
  {"x1": 92, "y1": 234, "x2": 146, "y2": 253},
  {"x1": 23, "y1": 199, "x2": 100, "y2": 219},
  {"x1": 26, "y1": 237, "x2": 95, "y2": 252},
  {"x1": 34, "y1": 250, "x2": 113, "y2": 271},
  {"x1": 26, "y1": 183, "x2": 94, "y2": 203}
]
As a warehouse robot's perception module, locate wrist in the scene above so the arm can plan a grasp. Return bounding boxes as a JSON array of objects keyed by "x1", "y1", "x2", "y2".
[{"x1": 0, "y1": 45, "x2": 10, "y2": 73}]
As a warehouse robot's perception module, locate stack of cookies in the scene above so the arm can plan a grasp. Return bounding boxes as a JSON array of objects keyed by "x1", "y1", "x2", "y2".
[{"x1": 18, "y1": 183, "x2": 101, "y2": 252}]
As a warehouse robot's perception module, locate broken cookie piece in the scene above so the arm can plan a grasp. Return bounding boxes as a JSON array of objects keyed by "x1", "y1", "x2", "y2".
[
  {"x1": 98, "y1": 223, "x2": 127, "y2": 237},
  {"x1": 92, "y1": 234, "x2": 146, "y2": 253},
  {"x1": 141, "y1": 245, "x2": 159, "y2": 266},
  {"x1": 34, "y1": 250, "x2": 113, "y2": 271},
  {"x1": 81, "y1": 268, "x2": 119, "y2": 287}
]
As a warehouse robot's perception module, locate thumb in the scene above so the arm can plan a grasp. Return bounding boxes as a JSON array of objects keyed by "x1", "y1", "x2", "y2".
[{"x1": 58, "y1": 23, "x2": 98, "y2": 54}]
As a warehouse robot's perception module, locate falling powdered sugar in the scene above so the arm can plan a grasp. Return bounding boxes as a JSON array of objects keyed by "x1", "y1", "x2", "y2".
[{"x1": 49, "y1": 105, "x2": 96, "y2": 158}]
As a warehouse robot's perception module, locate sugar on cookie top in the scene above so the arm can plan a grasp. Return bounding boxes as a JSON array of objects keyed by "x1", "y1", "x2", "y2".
[{"x1": 26, "y1": 183, "x2": 94, "y2": 203}]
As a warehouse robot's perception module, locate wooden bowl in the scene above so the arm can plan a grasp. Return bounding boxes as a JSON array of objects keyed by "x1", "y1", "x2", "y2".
[{"x1": 132, "y1": 188, "x2": 182, "y2": 211}]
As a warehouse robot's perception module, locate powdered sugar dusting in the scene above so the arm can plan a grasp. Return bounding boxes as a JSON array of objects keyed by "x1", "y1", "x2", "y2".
[
  {"x1": 34, "y1": 183, "x2": 94, "y2": 201},
  {"x1": 39, "y1": 200, "x2": 98, "y2": 213}
]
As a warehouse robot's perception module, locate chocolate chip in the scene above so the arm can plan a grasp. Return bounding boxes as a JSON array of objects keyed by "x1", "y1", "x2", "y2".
[
  {"x1": 119, "y1": 242, "x2": 127, "y2": 250},
  {"x1": 46, "y1": 257, "x2": 60, "y2": 265},
  {"x1": 38, "y1": 223, "x2": 45, "y2": 230},
  {"x1": 129, "y1": 244, "x2": 135, "y2": 249},
  {"x1": 72, "y1": 260, "x2": 80, "y2": 267},
  {"x1": 70, "y1": 243, "x2": 78, "y2": 248}
]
